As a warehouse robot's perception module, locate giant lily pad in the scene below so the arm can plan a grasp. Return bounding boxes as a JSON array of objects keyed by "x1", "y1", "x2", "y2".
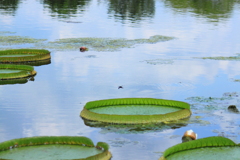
[
  {"x1": 80, "y1": 98, "x2": 191, "y2": 124},
  {"x1": 0, "y1": 49, "x2": 51, "y2": 63},
  {"x1": 0, "y1": 64, "x2": 36, "y2": 80},
  {"x1": 159, "y1": 136, "x2": 240, "y2": 160},
  {"x1": 0, "y1": 136, "x2": 111, "y2": 160}
]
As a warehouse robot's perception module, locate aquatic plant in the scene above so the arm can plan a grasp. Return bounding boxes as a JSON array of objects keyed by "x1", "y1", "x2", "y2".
[
  {"x1": 0, "y1": 31, "x2": 15, "y2": 35},
  {"x1": 195, "y1": 54, "x2": 240, "y2": 61},
  {"x1": 0, "y1": 35, "x2": 46, "y2": 45},
  {"x1": 0, "y1": 49, "x2": 51, "y2": 63},
  {"x1": 160, "y1": 136, "x2": 239, "y2": 160},
  {"x1": 41, "y1": 35, "x2": 175, "y2": 51},
  {"x1": 0, "y1": 64, "x2": 36, "y2": 80},
  {"x1": 0, "y1": 136, "x2": 111, "y2": 160},
  {"x1": 142, "y1": 58, "x2": 174, "y2": 65},
  {"x1": 80, "y1": 98, "x2": 191, "y2": 124}
]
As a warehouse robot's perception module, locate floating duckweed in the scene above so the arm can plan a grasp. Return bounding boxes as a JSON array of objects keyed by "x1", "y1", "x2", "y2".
[
  {"x1": 142, "y1": 59, "x2": 174, "y2": 65},
  {"x1": 0, "y1": 31, "x2": 15, "y2": 35},
  {"x1": 80, "y1": 98, "x2": 191, "y2": 124},
  {"x1": 196, "y1": 54, "x2": 240, "y2": 60},
  {"x1": 0, "y1": 35, "x2": 47, "y2": 45},
  {"x1": 0, "y1": 136, "x2": 112, "y2": 160},
  {"x1": 186, "y1": 96, "x2": 232, "y2": 103},
  {"x1": 41, "y1": 35, "x2": 175, "y2": 51}
]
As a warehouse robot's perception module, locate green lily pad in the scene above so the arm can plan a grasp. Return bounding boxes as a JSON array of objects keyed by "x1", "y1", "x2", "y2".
[
  {"x1": 0, "y1": 64, "x2": 36, "y2": 80},
  {"x1": 0, "y1": 136, "x2": 111, "y2": 160},
  {"x1": 160, "y1": 136, "x2": 240, "y2": 160},
  {"x1": 80, "y1": 98, "x2": 191, "y2": 124},
  {"x1": 0, "y1": 49, "x2": 51, "y2": 63}
]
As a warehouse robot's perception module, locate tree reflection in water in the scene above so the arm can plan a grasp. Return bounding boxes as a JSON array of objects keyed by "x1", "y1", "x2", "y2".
[
  {"x1": 107, "y1": 0, "x2": 155, "y2": 23},
  {"x1": 40, "y1": 0, "x2": 90, "y2": 19},
  {"x1": 164, "y1": 0, "x2": 239, "y2": 21},
  {"x1": 0, "y1": 0, "x2": 19, "y2": 16}
]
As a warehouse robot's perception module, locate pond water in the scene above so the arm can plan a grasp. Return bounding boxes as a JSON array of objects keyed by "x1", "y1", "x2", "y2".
[{"x1": 0, "y1": 0, "x2": 240, "y2": 159}]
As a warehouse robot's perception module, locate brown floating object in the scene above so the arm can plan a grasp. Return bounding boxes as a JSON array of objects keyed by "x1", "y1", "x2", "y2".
[
  {"x1": 80, "y1": 47, "x2": 88, "y2": 52},
  {"x1": 182, "y1": 129, "x2": 197, "y2": 142},
  {"x1": 228, "y1": 105, "x2": 239, "y2": 113}
]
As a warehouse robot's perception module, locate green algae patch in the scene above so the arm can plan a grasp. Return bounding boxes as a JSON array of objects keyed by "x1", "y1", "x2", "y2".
[
  {"x1": 0, "y1": 49, "x2": 51, "y2": 63},
  {"x1": 0, "y1": 64, "x2": 37, "y2": 80},
  {"x1": 80, "y1": 98, "x2": 191, "y2": 124},
  {"x1": 159, "y1": 136, "x2": 240, "y2": 160},
  {"x1": 0, "y1": 35, "x2": 46, "y2": 45},
  {"x1": 41, "y1": 35, "x2": 175, "y2": 51},
  {"x1": 195, "y1": 54, "x2": 240, "y2": 61},
  {"x1": 0, "y1": 31, "x2": 16, "y2": 35},
  {"x1": 0, "y1": 136, "x2": 111, "y2": 160}
]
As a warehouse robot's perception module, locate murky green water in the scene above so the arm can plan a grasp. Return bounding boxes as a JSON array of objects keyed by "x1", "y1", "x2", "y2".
[{"x1": 0, "y1": 0, "x2": 240, "y2": 159}]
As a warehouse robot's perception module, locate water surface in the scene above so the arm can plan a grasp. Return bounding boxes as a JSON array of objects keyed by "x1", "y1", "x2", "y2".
[{"x1": 0, "y1": 0, "x2": 240, "y2": 159}]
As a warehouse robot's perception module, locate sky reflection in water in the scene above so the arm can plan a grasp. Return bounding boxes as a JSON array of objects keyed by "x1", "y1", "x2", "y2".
[{"x1": 0, "y1": 0, "x2": 240, "y2": 159}]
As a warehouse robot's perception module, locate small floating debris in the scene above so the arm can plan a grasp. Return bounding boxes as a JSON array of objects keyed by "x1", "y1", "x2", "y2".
[
  {"x1": 80, "y1": 46, "x2": 88, "y2": 52},
  {"x1": 118, "y1": 86, "x2": 123, "y2": 89},
  {"x1": 182, "y1": 129, "x2": 197, "y2": 143},
  {"x1": 227, "y1": 105, "x2": 239, "y2": 113}
]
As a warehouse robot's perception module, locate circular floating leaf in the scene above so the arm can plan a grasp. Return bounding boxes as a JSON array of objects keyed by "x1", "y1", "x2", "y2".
[
  {"x1": 0, "y1": 49, "x2": 51, "y2": 63},
  {"x1": 0, "y1": 64, "x2": 37, "y2": 80},
  {"x1": 80, "y1": 98, "x2": 191, "y2": 124},
  {"x1": 0, "y1": 136, "x2": 111, "y2": 160},
  {"x1": 160, "y1": 136, "x2": 239, "y2": 160}
]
